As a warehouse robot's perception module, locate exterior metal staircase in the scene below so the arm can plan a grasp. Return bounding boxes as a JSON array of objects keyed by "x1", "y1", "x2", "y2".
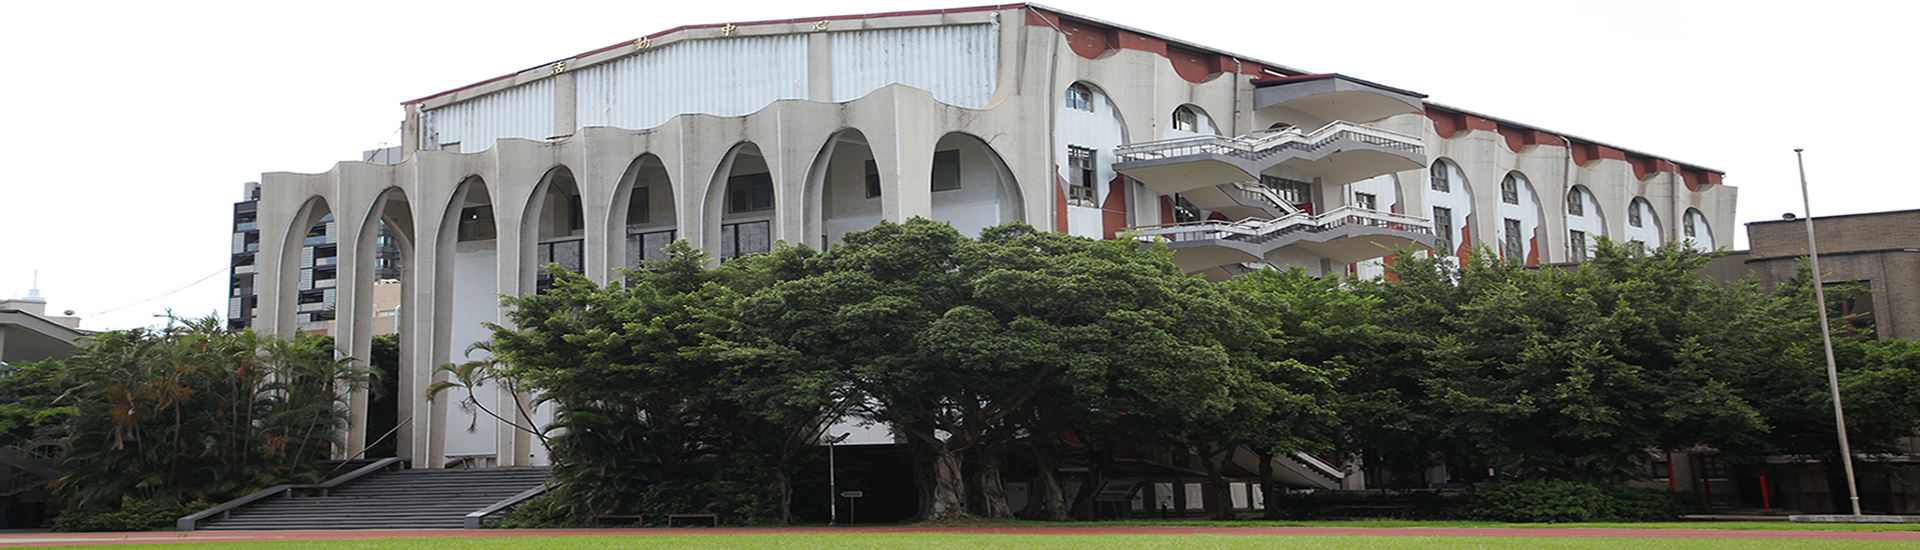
[
  {"x1": 181, "y1": 460, "x2": 549, "y2": 530},
  {"x1": 1113, "y1": 121, "x2": 1426, "y2": 195},
  {"x1": 0, "y1": 445, "x2": 61, "y2": 497},
  {"x1": 1127, "y1": 206, "x2": 1435, "y2": 272}
]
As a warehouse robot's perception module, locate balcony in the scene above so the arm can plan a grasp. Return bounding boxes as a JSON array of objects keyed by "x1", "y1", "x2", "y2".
[
  {"x1": 1251, "y1": 73, "x2": 1426, "y2": 130},
  {"x1": 1113, "y1": 121, "x2": 1426, "y2": 195},
  {"x1": 1126, "y1": 206, "x2": 1435, "y2": 274}
]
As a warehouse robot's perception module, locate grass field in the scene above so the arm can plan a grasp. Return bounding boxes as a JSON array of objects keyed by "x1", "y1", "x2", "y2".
[{"x1": 48, "y1": 534, "x2": 1920, "y2": 550}]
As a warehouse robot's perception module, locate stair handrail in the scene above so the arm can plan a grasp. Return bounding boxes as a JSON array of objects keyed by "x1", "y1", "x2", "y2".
[
  {"x1": 317, "y1": 457, "x2": 410, "y2": 495},
  {"x1": 178, "y1": 457, "x2": 411, "y2": 531},
  {"x1": 1115, "y1": 121, "x2": 1424, "y2": 163},
  {"x1": 178, "y1": 484, "x2": 299, "y2": 531},
  {"x1": 464, "y1": 482, "x2": 553, "y2": 529}
]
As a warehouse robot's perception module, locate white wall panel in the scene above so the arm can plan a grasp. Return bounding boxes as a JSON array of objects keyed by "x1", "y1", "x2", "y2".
[
  {"x1": 576, "y1": 35, "x2": 809, "y2": 131},
  {"x1": 831, "y1": 24, "x2": 997, "y2": 109},
  {"x1": 423, "y1": 79, "x2": 556, "y2": 153}
]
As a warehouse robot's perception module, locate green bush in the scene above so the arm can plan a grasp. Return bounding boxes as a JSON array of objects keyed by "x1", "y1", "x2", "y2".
[
  {"x1": 51, "y1": 500, "x2": 209, "y2": 532},
  {"x1": 1465, "y1": 481, "x2": 1690, "y2": 523}
]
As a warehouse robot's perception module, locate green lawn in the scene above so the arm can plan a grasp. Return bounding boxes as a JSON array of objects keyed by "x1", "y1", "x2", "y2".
[
  {"x1": 57, "y1": 534, "x2": 1920, "y2": 550},
  {"x1": 1018, "y1": 518, "x2": 1920, "y2": 531}
]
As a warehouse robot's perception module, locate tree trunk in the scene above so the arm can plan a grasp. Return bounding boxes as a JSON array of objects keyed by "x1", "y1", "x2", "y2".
[
  {"x1": 775, "y1": 469, "x2": 794, "y2": 524},
  {"x1": 975, "y1": 441, "x2": 1011, "y2": 518},
  {"x1": 1033, "y1": 442, "x2": 1070, "y2": 521},
  {"x1": 930, "y1": 442, "x2": 968, "y2": 519},
  {"x1": 1256, "y1": 449, "x2": 1281, "y2": 519},
  {"x1": 1198, "y1": 444, "x2": 1235, "y2": 520}
]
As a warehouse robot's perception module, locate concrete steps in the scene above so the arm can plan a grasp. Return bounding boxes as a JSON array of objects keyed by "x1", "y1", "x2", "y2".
[{"x1": 197, "y1": 467, "x2": 548, "y2": 530}]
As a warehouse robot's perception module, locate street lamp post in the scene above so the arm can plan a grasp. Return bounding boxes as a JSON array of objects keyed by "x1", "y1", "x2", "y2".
[
  {"x1": 1796, "y1": 148, "x2": 1863, "y2": 516},
  {"x1": 828, "y1": 432, "x2": 850, "y2": 526}
]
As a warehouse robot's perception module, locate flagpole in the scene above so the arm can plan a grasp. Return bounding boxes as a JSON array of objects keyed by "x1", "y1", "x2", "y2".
[{"x1": 1796, "y1": 148, "x2": 1862, "y2": 516}]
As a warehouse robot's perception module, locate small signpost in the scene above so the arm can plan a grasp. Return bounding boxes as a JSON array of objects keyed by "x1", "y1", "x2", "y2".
[{"x1": 840, "y1": 491, "x2": 864, "y2": 524}]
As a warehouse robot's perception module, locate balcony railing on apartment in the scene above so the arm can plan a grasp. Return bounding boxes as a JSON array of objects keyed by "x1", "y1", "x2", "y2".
[{"x1": 1115, "y1": 121, "x2": 1424, "y2": 164}]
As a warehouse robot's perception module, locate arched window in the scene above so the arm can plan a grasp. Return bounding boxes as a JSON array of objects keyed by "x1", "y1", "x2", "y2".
[
  {"x1": 1430, "y1": 161, "x2": 1450, "y2": 192},
  {"x1": 1629, "y1": 198, "x2": 1650, "y2": 228},
  {"x1": 1567, "y1": 189, "x2": 1584, "y2": 216},
  {"x1": 1172, "y1": 106, "x2": 1197, "y2": 132},
  {"x1": 1501, "y1": 174, "x2": 1521, "y2": 205},
  {"x1": 1064, "y1": 84, "x2": 1092, "y2": 112}
]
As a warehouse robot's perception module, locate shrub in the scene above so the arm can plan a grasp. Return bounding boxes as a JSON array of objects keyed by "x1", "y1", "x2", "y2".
[
  {"x1": 486, "y1": 495, "x2": 574, "y2": 529},
  {"x1": 1466, "y1": 480, "x2": 1690, "y2": 523},
  {"x1": 51, "y1": 500, "x2": 209, "y2": 532}
]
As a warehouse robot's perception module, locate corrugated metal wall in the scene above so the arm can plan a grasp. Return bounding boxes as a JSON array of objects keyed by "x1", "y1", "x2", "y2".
[
  {"x1": 576, "y1": 35, "x2": 810, "y2": 131},
  {"x1": 831, "y1": 24, "x2": 997, "y2": 109},
  {"x1": 423, "y1": 78, "x2": 556, "y2": 153}
]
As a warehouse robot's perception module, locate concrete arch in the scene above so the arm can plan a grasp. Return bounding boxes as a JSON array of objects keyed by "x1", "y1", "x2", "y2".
[
  {"x1": 702, "y1": 142, "x2": 776, "y2": 261},
  {"x1": 1624, "y1": 196, "x2": 1664, "y2": 252},
  {"x1": 276, "y1": 195, "x2": 336, "y2": 334},
  {"x1": 1566, "y1": 184, "x2": 1607, "y2": 260},
  {"x1": 345, "y1": 186, "x2": 415, "y2": 459},
  {"x1": 930, "y1": 131, "x2": 1024, "y2": 238},
  {"x1": 1426, "y1": 158, "x2": 1474, "y2": 264},
  {"x1": 1684, "y1": 207, "x2": 1714, "y2": 251},
  {"x1": 1055, "y1": 80, "x2": 1131, "y2": 239},
  {"x1": 805, "y1": 128, "x2": 882, "y2": 247},
  {"x1": 611, "y1": 153, "x2": 679, "y2": 270},
  {"x1": 1497, "y1": 171, "x2": 1546, "y2": 264},
  {"x1": 522, "y1": 165, "x2": 585, "y2": 293},
  {"x1": 429, "y1": 175, "x2": 502, "y2": 468}
]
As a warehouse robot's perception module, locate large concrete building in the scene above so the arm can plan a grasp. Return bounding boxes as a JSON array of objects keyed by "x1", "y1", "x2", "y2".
[{"x1": 248, "y1": 4, "x2": 1736, "y2": 473}]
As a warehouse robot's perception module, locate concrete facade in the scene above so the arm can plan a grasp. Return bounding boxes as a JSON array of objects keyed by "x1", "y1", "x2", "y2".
[{"x1": 248, "y1": 4, "x2": 1737, "y2": 470}]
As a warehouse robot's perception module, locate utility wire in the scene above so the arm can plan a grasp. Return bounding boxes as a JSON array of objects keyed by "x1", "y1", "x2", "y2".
[{"x1": 87, "y1": 261, "x2": 235, "y2": 318}]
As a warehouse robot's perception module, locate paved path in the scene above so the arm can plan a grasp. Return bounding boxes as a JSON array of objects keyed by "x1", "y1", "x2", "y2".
[{"x1": 2, "y1": 525, "x2": 1917, "y2": 546}]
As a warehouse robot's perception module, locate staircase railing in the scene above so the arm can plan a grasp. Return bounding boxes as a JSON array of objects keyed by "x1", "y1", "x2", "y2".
[
  {"x1": 1126, "y1": 205, "x2": 1432, "y2": 244},
  {"x1": 464, "y1": 484, "x2": 553, "y2": 529},
  {"x1": 1116, "y1": 121, "x2": 1425, "y2": 164},
  {"x1": 178, "y1": 457, "x2": 409, "y2": 531}
]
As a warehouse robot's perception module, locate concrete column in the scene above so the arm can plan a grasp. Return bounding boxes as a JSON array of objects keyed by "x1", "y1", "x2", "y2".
[
  {"x1": 553, "y1": 71, "x2": 577, "y2": 139},
  {"x1": 808, "y1": 34, "x2": 833, "y2": 102}
]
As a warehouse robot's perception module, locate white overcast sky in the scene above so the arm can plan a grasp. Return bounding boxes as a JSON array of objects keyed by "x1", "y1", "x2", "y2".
[{"x1": 1, "y1": 0, "x2": 1913, "y2": 331}]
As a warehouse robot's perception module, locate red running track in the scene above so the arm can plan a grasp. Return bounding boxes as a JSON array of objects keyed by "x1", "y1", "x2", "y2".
[{"x1": 1, "y1": 525, "x2": 1916, "y2": 546}]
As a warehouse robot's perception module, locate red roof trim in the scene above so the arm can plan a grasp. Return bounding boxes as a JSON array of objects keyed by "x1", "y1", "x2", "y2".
[{"x1": 403, "y1": 4, "x2": 1028, "y2": 105}]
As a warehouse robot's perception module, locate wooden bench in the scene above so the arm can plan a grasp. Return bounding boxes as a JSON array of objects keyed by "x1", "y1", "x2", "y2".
[{"x1": 667, "y1": 514, "x2": 721, "y2": 527}]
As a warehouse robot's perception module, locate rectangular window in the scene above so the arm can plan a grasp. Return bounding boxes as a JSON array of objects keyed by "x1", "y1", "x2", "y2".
[
  {"x1": 728, "y1": 173, "x2": 775, "y2": 213},
  {"x1": 459, "y1": 205, "x2": 497, "y2": 242},
  {"x1": 1432, "y1": 207, "x2": 1453, "y2": 254},
  {"x1": 1068, "y1": 146, "x2": 1097, "y2": 204},
  {"x1": 1354, "y1": 192, "x2": 1377, "y2": 211},
  {"x1": 1263, "y1": 176, "x2": 1312, "y2": 209},
  {"x1": 720, "y1": 221, "x2": 772, "y2": 261},
  {"x1": 932, "y1": 150, "x2": 962, "y2": 191},
  {"x1": 1570, "y1": 230, "x2": 1588, "y2": 262},
  {"x1": 864, "y1": 160, "x2": 882, "y2": 198},
  {"x1": 1831, "y1": 282, "x2": 1877, "y2": 337},
  {"x1": 1652, "y1": 460, "x2": 1671, "y2": 479},
  {"x1": 1503, "y1": 218, "x2": 1523, "y2": 261},
  {"x1": 1568, "y1": 191, "x2": 1584, "y2": 216}
]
